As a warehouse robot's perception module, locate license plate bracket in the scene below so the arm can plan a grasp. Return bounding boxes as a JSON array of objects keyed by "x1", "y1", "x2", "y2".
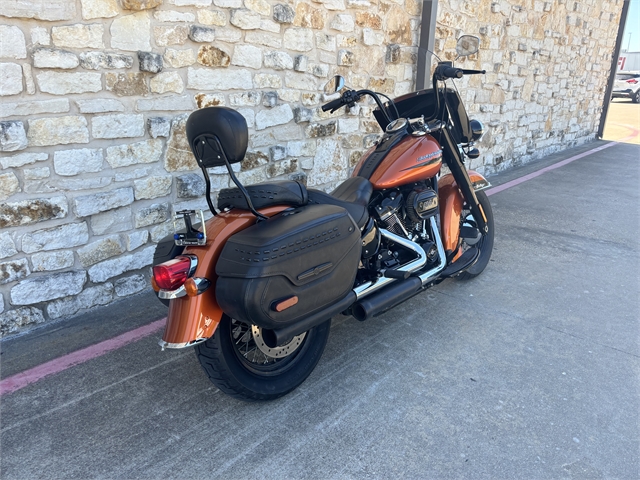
[{"x1": 173, "y1": 210, "x2": 206, "y2": 246}]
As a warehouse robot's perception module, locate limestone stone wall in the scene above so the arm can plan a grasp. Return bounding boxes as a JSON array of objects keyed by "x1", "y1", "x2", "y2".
[{"x1": 0, "y1": 0, "x2": 621, "y2": 336}]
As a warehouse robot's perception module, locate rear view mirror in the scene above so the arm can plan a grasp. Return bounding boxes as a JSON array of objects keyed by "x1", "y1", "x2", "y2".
[
  {"x1": 324, "y1": 75, "x2": 345, "y2": 95},
  {"x1": 456, "y1": 35, "x2": 480, "y2": 57}
]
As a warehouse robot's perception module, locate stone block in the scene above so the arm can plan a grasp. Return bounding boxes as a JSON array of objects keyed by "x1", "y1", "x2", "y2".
[
  {"x1": 264, "y1": 51, "x2": 293, "y2": 70},
  {"x1": 315, "y1": 33, "x2": 336, "y2": 52},
  {"x1": 154, "y1": 25, "x2": 189, "y2": 46},
  {"x1": 21, "y1": 222, "x2": 89, "y2": 254},
  {"x1": 126, "y1": 230, "x2": 148, "y2": 251},
  {"x1": 0, "y1": 233, "x2": 18, "y2": 260},
  {"x1": 255, "y1": 104, "x2": 293, "y2": 131},
  {"x1": 363, "y1": 28, "x2": 384, "y2": 46},
  {"x1": 31, "y1": 250, "x2": 75, "y2": 272},
  {"x1": 305, "y1": 121, "x2": 337, "y2": 138},
  {"x1": 337, "y1": 49, "x2": 354, "y2": 66},
  {"x1": 53, "y1": 148, "x2": 103, "y2": 177},
  {"x1": 267, "y1": 158, "x2": 297, "y2": 178},
  {"x1": 134, "y1": 175, "x2": 172, "y2": 200},
  {"x1": 149, "y1": 220, "x2": 174, "y2": 242},
  {"x1": 76, "y1": 99, "x2": 125, "y2": 114},
  {"x1": 0, "y1": 172, "x2": 20, "y2": 201},
  {"x1": 293, "y1": 3, "x2": 325, "y2": 29},
  {"x1": 307, "y1": 138, "x2": 347, "y2": 186},
  {"x1": 0, "y1": 258, "x2": 29, "y2": 285},
  {"x1": 36, "y1": 71, "x2": 102, "y2": 95},
  {"x1": 47, "y1": 283, "x2": 114, "y2": 320},
  {"x1": 111, "y1": 12, "x2": 152, "y2": 51},
  {"x1": 287, "y1": 140, "x2": 316, "y2": 157},
  {"x1": 187, "y1": 67, "x2": 253, "y2": 90},
  {"x1": 283, "y1": 28, "x2": 313, "y2": 51},
  {"x1": 148, "y1": 117, "x2": 171, "y2": 138},
  {"x1": 310, "y1": 63, "x2": 329, "y2": 77},
  {"x1": 87, "y1": 245, "x2": 154, "y2": 283},
  {"x1": 269, "y1": 145, "x2": 286, "y2": 161},
  {"x1": 253, "y1": 73, "x2": 282, "y2": 89},
  {"x1": 356, "y1": 12, "x2": 382, "y2": 29},
  {"x1": 197, "y1": 45, "x2": 230, "y2": 67},
  {"x1": 30, "y1": 27, "x2": 50, "y2": 46},
  {"x1": 28, "y1": 116, "x2": 89, "y2": 147},
  {"x1": 149, "y1": 71, "x2": 183, "y2": 94},
  {"x1": 0, "y1": 152, "x2": 47, "y2": 169},
  {"x1": 168, "y1": 0, "x2": 211, "y2": 5},
  {"x1": 164, "y1": 114, "x2": 197, "y2": 172},
  {"x1": 232, "y1": 45, "x2": 262, "y2": 69},
  {"x1": 23, "y1": 167, "x2": 50, "y2": 180},
  {"x1": 245, "y1": 31, "x2": 282, "y2": 49},
  {"x1": 213, "y1": 0, "x2": 241, "y2": 6},
  {"x1": 246, "y1": 0, "x2": 270, "y2": 14},
  {"x1": 115, "y1": 274, "x2": 147, "y2": 296},
  {"x1": 81, "y1": 0, "x2": 119, "y2": 19},
  {"x1": 0, "y1": 25, "x2": 27, "y2": 59},
  {"x1": 106, "y1": 73, "x2": 149, "y2": 96},
  {"x1": 229, "y1": 91, "x2": 261, "y2": 106},
  {"x1": 211, "y1": 28, "x2": 241, "y2": 43},
  {"x1": 11, "y1": 270, "x2": 86, "y2": 305},
  {"x1": 164, "y1": 48, "x2": 196, "y2": 68},
  {"x1": 136, "y1": 95, "x2": 192, "y2": 111},
  {"x1": 154, "y1": 10, "x2": 195, "y2": 22},
  {"x1": 1, "y1": 0, "x2": 76, "y2": 21},
  {"x1": 273, "y1": 4, "x2": 295, "y2": 23},
  {"x1": 0, "y1": 307, "x2": 45, "y2": 337},
  {"x1": 260, "y1": 19, "x2": 280, "y2": 33},
  {"x1": 0, "y1": 121, "x2": 27, "y2": 152},
  {"x1": 338, "y1": 118, "x2": 359, "y2": 133},
  {"x1": 90, "y1": 207, "x2": 132, "y2": 235},
  {"x1": 52, "y1": 24, "x2": 104, "y2": 49},
  {"x1": 294, "y1": 55, "x2": 309, "y2": 72},
  {"x1": 263, "y1": 91, "x2": 278, "y2": 108},
  {"x1": 176, "y1": 174, "x2": 206, "y2": 198},
  {"x1": 134, "y1": 202, "x2": 169, "y2": 228},
  {"x1": 230, "y1": 9, "x2": 261, "y2": 29},
  {"x1": 1, "y1": 98, "x2": 69, "y2": 118},
  {"x1": 195, "y1": 93, "x2": 226, "y2": 108},
  {"x1": 189, "y1": 26, "x2": 215, "y2": 43},
  {"x1": 331, "y1": 14, "x2": 354, "y2": 32},
  {"x1": 319, "y1": 0, "x2": 345, "y2": 10},
  {"x1": 0, "y1": 63, "x2": 23, "y2": 96},
  {"x1": 120, "y1": 0, "x2": 163, "y2": 9},
  {"x1": 79, "y1": 52, "x2": 133, "y2": 70},
  {"x1": 293, "y1": 106, "x2": 312, "y2": 123},
  {"x1": 92, "y1": 114, "x2": 145, "y2": 139},
  {"x1": 74, "y1": 187, "x2": 134, "y2": 217},
  {"x1": 198, "y1": 10, "x2": 227, "y2": 26},
  {"x1": 285, "y1": 71, "x2": 317, "y2": 90},
  {"x1": 78, "y1": 235, "x2": 126, "y2": 267},
  {"x1": 138, "y1": 51, "x2": 163, "y2": 73}
]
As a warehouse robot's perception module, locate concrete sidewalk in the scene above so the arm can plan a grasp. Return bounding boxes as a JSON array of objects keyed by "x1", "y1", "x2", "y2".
[{"x1": 1, "y1": 139, "x2": 639, "y2": 479}]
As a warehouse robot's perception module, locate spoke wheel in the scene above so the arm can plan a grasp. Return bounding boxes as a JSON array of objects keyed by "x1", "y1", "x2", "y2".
[
  {"x1": 195, "y1": 315, "x2": 330, "y2": 401},
  {"x1": 457, "y1": 190, "x2": 495, "y2": 280}
]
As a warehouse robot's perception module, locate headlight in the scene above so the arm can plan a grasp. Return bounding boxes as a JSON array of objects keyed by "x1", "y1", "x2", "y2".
[{"x1": 470, "y1": 119, "x2": 484, "y2": 141}]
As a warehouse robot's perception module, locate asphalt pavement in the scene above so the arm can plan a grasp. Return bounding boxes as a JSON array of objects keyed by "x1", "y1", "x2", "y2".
[{"x1": 1, "y1": 134, "x2": 638, "y2": 479}]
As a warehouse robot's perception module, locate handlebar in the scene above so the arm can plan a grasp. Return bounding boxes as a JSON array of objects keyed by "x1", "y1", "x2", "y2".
[
  {"x1": 321, "y1": 97, "x2": 344, "y2": 112},
  {"x1": 435, "y1": 64, "x2": 486, "y2": 80}
]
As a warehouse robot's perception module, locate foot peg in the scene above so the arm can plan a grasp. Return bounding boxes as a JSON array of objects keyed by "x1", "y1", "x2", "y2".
[
  {"x1": 383, "y1": 268, "x2": 411, "y2": 280},
  {"x1": 440, "y1": 247, "x2": 480, "y2": 277}
]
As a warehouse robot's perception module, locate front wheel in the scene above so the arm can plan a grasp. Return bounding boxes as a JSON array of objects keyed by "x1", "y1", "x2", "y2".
[
  {"x1": 457, "y1": 190, "x2": 494, "y2": 280},
  {"x1": 195, "y1": 315, "x2": 331, "y2": 401}
]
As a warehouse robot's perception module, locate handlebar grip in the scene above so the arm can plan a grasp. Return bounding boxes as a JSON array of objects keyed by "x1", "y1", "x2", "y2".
[
  {"x1": 321, "y1": 97, "x2": 344, "y2": 112},
  {"x1": 442, "y1": 67, "x2": 464, "y2": 79}
]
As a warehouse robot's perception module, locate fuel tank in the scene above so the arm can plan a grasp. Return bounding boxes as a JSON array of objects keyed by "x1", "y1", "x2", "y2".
[{"x1": 352, "y1": 134, "x2": 443, "y2": 189}]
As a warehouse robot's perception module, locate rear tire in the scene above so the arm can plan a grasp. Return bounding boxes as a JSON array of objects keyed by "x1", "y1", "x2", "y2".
[
  {"x1": 633, "y1": 90, "x2": 640, "y2": 104},
  {"x1": 195, "y1": 315, "x2": 331, "y2": 401},
  {"x1": 457, "y1": 190, "x2": 494, "y2": 280}
]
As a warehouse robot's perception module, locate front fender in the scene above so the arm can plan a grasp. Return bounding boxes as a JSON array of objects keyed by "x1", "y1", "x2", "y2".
[
  {"x1": 438, "y1": 170, "x2": 489, "y2": 254},
  {"x1": 161, "y1": 206, "x2": 288, "y2": 348}
]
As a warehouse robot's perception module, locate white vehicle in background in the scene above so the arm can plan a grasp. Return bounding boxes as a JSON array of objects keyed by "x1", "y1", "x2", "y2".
[{"x1": 612, "y1": 71, "x2": 640, "y2": 103}]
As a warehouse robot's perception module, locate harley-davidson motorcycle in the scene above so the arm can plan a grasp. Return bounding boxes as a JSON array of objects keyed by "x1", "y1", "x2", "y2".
[{"x1": 151, "y1": 35, "x2": 494, "y2": 401}]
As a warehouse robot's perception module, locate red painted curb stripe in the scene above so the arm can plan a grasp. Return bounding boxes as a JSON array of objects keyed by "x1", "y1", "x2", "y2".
[
  {"x1": 0, "y1": 318, "x2": 165, "y2": 396},
  {"x1": 484, "y1": 141, "x2": 620, "y2": 197},
  {"x1": 1, "y1": 139, "x2": 633, "y2": 396}
]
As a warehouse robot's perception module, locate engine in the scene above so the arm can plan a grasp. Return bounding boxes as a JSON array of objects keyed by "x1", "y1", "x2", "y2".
[{"x1": 373, "y1": 184, "x2": 439, "y2": 239}]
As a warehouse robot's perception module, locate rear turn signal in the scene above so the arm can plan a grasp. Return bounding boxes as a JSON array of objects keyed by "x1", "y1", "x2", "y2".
[{"x1": 153, "y1": 256, "x2": 193, "y2": 291}]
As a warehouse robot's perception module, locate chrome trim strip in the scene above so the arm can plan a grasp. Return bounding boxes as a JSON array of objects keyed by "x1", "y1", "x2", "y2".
[
  {"x1": 159, "y1": 338, "x2": 207, "y2": 350},
  {"x1": 418, "y1": 217, "x2": 447, "y2": 285},
  {"x1": 353, "y1": 228, "x2": 427, "y2": 300},
  {"x1": 158, "y1": 285, "x2": 186, "y2": 299}
]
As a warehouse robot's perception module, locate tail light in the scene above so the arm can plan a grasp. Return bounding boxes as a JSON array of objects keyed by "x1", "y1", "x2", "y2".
[
  {"x1": 627, "y1": 79, "x2": 638, "y2": 84},
  {"x1": 153, "y1": 255, "x2": 196, "y2": 290}
]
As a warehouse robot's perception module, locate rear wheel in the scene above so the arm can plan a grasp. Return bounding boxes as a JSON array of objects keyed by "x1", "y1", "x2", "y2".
[
  {"x1": 195, "y1": 315, "x2": 331, "y2": 401},
  {"x1": 633, "y1": 90, "x2": 640, "y2": 104},
  {"x1": 457, "y1": 190, "x2": 494, "y2": 280}
]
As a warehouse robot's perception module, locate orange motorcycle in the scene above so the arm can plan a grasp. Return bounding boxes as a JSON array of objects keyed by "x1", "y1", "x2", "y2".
[{"x1": 151, "y1": 36, "x2": 494, "y2": 401}]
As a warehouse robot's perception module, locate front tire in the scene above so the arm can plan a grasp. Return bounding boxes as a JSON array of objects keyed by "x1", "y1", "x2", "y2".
[
  {"x1": 458, "y1": 190, "x2": 494, "y2": 280},
  {"x1": 195, "y1": 315, "x2": 331, "y2": 401}
]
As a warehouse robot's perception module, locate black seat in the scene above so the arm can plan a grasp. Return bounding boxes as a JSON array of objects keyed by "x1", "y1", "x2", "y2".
[
  {"x1": 308, "y1": 177, "x2": 372, "y2": 229},
  {"x1": 218, "y1": 175, "x2": 372, "y2": 229}
]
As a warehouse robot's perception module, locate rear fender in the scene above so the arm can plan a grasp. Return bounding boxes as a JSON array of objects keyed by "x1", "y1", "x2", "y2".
[
  {"x1": 438, "y1": 170, "x2": 488, "y2": 255},
  {"x1": 161, "y1": 206, "x2": 288, "y2": 348}
]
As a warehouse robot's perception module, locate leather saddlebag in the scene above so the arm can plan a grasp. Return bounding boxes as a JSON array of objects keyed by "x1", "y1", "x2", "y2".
[{"x1": 215, "y1": 204, "x2": 361, "y2": 330}]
